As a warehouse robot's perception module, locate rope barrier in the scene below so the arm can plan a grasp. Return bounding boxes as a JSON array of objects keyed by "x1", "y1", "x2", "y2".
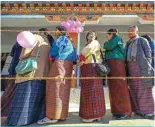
[
  {"x1": 0, "y1": 29, "x2": 154, "y2": 34},
  {"x1": 1, "y1": 29, "x2": 154, "y2": 80},
  {"x1": 0, "y1": 76, "x2": 155, "y2": 80}
]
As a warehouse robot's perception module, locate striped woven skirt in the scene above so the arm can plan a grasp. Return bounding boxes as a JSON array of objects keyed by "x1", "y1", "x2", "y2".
[
  {"x1": 46, "y1": 60, "x2": 73, "y2": 120},
  {"x1": 1, "y1": 79, "x2": 16, "y2": 117},
  {"x1": 127, "y1": 61, "x2": 154, "y2": 114},
  {"x1": 106, "y1": 59, "x2": 132, "y2": 116},
  {"x1": 79, "y1": 63, "x2": 106, "y2": 119},
  {"x1": 6, "y1": 80, "x2": 46, "y2": 126}
]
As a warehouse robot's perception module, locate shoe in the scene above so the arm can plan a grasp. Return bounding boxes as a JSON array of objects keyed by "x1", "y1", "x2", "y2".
[
  {"x1": 82, "y1": 118, "x2": 101, "y2": 123},
  {"x1": 113, "y1": 114, "x2": 121, "y2": 118},
  {"x1": 37, "y1": 117, "x2": 58, "y2": 125},
  {"x1": 144, "y1": 114, "x2": 154, "y2": 120},
  {"x1": 134, "y1": 112, "x2": 144, "y2": 117},
  {"x1": 60, "y1": 118, "x2": 67, "y2": 121},
  {"x1": 115, "y1": 115, "x2": 131, "y2": 120}
]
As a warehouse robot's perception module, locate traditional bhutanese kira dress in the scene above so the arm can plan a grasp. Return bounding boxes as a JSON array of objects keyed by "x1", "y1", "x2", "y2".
[
  {"x1": 7, "y1": 34, "x2": 50, "y2": 126},
  {"x1": 104, "y1": 34, "x2": 132, "y2": 116},
  {"x1": 1, "y1": 43, "x2": 22, "y2": 117},
  {"x1": 46, "y1": 35, "x2": 77, "y2": 120},
  {"x1": 126, "y1": 36, "x2": 154, "y2": 115},
  {"x1": 79, "y1": 40, "x2": 106, "y2": 119}
]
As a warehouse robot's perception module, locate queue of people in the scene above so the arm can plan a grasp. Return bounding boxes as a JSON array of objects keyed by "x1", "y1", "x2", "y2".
[{"x1": 1, "y1": 25, "x2": 154, "y2": 126}]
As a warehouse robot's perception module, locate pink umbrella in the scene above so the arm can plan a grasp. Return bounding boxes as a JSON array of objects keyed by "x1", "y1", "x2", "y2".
[{"x1": 17, "y1": 31, "x2": 36, "y2": 49}]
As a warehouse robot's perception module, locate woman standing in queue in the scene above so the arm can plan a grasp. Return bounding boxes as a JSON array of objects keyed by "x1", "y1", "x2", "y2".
[
  {"x1": 1, "y1": 42, "x2": 22, "y2": 117},
  {"x1": 38, "y1": 26, "x2": 77, "y2": 124},
  {"x1": 2, "y1": 28, "x2": 53, "y2": 118},
  {"x1": 104, "y1": 28, "x2": 132, "y2": 119},
  {"x1": 78, "y1": 31, "x2": 106, "y2": 123},
  {"x1": 6, "y1": 31, "x2": 50, "y2": 126}
]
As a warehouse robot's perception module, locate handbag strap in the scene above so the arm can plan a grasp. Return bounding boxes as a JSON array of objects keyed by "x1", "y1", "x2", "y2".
[
  {"x1": 100, "y1": 49, "x2": 105, "y2": 61},
  {"x1": 35, "y1": 46, "x2": 40, "y2": 59},
  {"x1": 92, "y1": 54, "x2": 97, "y2": 63},
  {"x1": 27, "y1": 43, "x2": 40, "y2": 59}
]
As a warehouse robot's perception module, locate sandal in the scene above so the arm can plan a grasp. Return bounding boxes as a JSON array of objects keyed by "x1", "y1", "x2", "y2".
[
  {"x1": 37, "y1": 117, "x2": 58, "y2": 125},
  {"x1": 82, "y1": 118, "x2": 101, "y2": 123}
]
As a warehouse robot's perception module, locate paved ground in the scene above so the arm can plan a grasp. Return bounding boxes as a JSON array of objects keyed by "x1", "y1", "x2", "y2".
[
  {"x1": 1, "y1": 111, "x2": 154, "y2": 126},
  {"x1": 1, "y1": 88, "x2": 154, "y2": 126}
]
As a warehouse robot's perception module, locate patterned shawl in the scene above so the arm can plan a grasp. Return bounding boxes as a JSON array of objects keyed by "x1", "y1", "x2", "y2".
[{"x1": 127, "y1": 36, "x2": 139, "y2": 62}]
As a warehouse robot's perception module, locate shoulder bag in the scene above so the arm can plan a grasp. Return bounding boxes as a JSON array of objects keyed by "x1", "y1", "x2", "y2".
[
  {"x1": 15, "y1": 46, "x2": 40, "y2": 75},
  {"x1": 92, "y1": 50, "x2": 110, "y2": 77}
]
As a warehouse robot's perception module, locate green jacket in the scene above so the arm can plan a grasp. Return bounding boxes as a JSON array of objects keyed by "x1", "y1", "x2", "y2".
[{"x1": 104, "y1": 34, "x2": 126, "y2": 61}]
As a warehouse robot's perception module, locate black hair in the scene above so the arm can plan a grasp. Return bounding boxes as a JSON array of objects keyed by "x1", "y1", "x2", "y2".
[
  {"x1": 56, "y1": 25, "x2": 69, "y2": 37},
  {"x1": 129, "y1": 25, "x2": 139, "y2": 30},
  {"x1": 39, "y1": 28, "x2": 48, "y2": 31},
  {"x1": 107, "y1": 28, "x2": 118, "y2": 35},
  {"x1": 141, "y1": 34, "x2": 152, "y2": 42},
  {"x1": 86, "y1": 31, "x2": 98, "y2": 42},
  {"x1": 39, "y1": 28, "x2": 49, "y2": 36},
  {"x1": 47, "y1": 34, "x2": 54, "y2": 47},
  {"x1": 128, "y1": 25, "x2": 139, "y2": 33},
  {"x1": 38, "y1": 28, "x2": 54, "y2": 46}
]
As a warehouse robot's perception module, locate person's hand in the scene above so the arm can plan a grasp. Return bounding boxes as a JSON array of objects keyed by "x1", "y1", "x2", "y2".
[{"x1": 77, "y1": 60, "x2": 84, "y2": 67}]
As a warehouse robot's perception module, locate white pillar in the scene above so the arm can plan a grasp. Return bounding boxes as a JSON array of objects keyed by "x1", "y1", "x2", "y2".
[{"x1": 76, "y1": 33, "x2": 81, "y2": 88}]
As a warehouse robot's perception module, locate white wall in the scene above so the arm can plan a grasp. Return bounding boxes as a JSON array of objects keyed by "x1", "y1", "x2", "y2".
[{"x1": 98, "y1": 15, "x2": 140, "y2": 25}]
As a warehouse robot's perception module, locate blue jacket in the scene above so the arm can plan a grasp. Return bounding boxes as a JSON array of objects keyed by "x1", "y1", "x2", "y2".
[
  {"x1": 149, "y1": 41, "x2": 155, "y2": 68},
  {"x1": 49, "y1": 35, "x2": 77, "y2": 63},
  {"x1": 8, "y1": 43, "x2": 22, "y2": 76}
]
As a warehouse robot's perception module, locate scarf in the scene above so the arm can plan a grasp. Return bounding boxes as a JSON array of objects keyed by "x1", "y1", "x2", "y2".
[{"x1": 127, "y1": 35, "x2": 139, "y2": 62}]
